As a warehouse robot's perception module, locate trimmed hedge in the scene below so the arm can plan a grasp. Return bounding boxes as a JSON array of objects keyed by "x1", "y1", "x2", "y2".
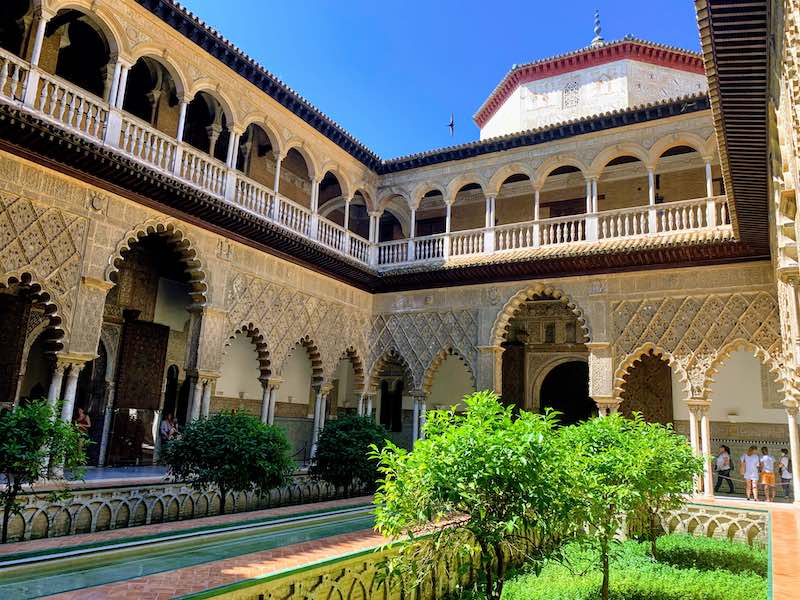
[
  {"x1": 656, "y1": 533, "x2": 768, "y2": 577},
  {"x1": 458, "y1": 535, "x2": 767, "y2": 600}
]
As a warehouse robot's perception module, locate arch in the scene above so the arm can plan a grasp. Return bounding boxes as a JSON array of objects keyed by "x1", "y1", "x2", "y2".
[
  {"x1": 185, "y1": 83, "x2": 236, "y2": 125},
  {"x1": 318, "y1": 164, "x2": 354, "y2": 202},
  {"x1": 648, "y1": 133, "x2": 713, "y2": 166},
  {"x1": 613, "y1": 342, "x2": 690, "y2": 399},
  {"x1": 369, "y1": 348, "x2": 416, "y2": 391},
  {"x1": 532, "y1": 155, "x2": 589, "y2": 190},
  {"x1": 488, "y1": 162, "x2": 535, "y2": 197},
  {"x1": 1, "y1": 271, "x2": 66, "y2": 349},
  {"x1": 531, "y1": 354, "x2": 588, "y2": 412},
  {"x1": 700, "y1": 339, "x2": 784, "y2": 401},
  {"x1": 238, "y1": 117, "x2": 283, "y2": 159},
  {"x1": 324, "y1": 346, "x2": 366, "y2": 394},
  {"x1": 377, "y1": 188, "x2": 411, "y2": 212},
  {"x1": 422, "y1": 347, "x2": 476, "y2": 395},
  {"x1": 48, "y1": 2, "x2": 125, "y2": 57},
  {"x1": 490, "y1": 284, "x2": 590, "y2": 347},
  {"x1": 537, "y1": 359, "x2": 593, "y2": 424},
  {"x1": 282, "y1": 142, "x2": 319, "y2": 181},
  {"x1": 125, "y1": 48, "x2": 188, "y2": 99},
  {"x1": 446, "y1": 175, "x2": 486, "y2": 205},
  {"x1": 281, "y1": 336, "x2": 323, "y2": 386},
  {"x1": 105, "y1": 219, "x2": 208, "y2": 306},
  {"x1": 223, "y1": 323, "x2": 271, "y2": 377},
  {"x1": 411, "y1": 183, "x2": 446, "y2": 209},
  {"x1": 588, "y1": 142, "x2": 650, "y2": 178}
]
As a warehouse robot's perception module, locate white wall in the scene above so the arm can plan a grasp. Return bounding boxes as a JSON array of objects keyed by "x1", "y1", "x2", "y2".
[
  {"x1": 276, "y1": 347, "x2": 313, "y2": 408},
  {"x1": 479, "y1": 59, "x2": 708, "y2": 139},
  {"x1": 154, "y1": 278, "x2": 189, "y2": 331},
  {"x1": 428, "y1": 354, "x2": 475, "y2": 410},
  {"x1": 216, "y1": 335, "x2": 262, "y2": 400},
  {"x1": 333, "y1": 359, "x2": 356, "y2": 408},
  {"x1": 671, "y1": 349, "x2": 785, "y2": 424}
]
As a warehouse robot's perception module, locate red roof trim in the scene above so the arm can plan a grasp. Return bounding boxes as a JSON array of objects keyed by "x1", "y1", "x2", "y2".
[{"x1": 474, "y1": 41, "x2": 705, "y2": 128}]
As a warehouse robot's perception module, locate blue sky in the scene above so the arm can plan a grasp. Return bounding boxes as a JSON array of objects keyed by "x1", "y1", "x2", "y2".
[{"x1": 180, "y1": 1, "x2": 702, "y2": 158}]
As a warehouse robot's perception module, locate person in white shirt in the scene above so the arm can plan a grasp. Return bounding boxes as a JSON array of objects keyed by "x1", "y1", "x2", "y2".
[
  {"x1": 779, "y1": 448, "x2": 793, "y2": 501},
  {"x1": 714, "y1": 445, "x2": 734, "y2": 494},
  {"x1": 759, "y1": 447, "x2": 777, "y2": 502},
  {"x1": 740, "y1": 446, "x2": 760, "y2": 501}
]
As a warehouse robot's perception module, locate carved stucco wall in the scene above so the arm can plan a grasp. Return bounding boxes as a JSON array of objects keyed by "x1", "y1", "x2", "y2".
[{"x1": 223, "y1": 272, "x2": 370, "y2": 383}]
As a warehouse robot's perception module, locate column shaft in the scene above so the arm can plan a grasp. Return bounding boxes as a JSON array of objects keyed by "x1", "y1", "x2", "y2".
[
  {"x1": 200, "y1": 379, "x2": 213, "y2": 418},
  {"x1": 700, "y1": 408, "x2": 714, "y2": 498},
  {"x1": 176, "y1": 100, "x2": 189, "y2": 141},
  {"x1": 787, "y1": 408, "x2": 800, "y2": 504},
  {"x1": 60, "y1": 365, "x2": 82, "y2": 423},
  {"x1": 411, "y1": 398, "x2": 420, "y2": 443},
  {"x1": 29, "y1": 13, "x2": 49, "y2": 66},
  {"x1": 189, "y1": 378, "x2": 203, "y2": 421},
  {"x1": 260, "y1": 384, "x2": 270, "y2": 424},
  {"x1": 47, "y1": 365, "x2": 65, "y2": 412},
  {"x1": 98, "y1": 384, "x2": 115, "y2": 467}
]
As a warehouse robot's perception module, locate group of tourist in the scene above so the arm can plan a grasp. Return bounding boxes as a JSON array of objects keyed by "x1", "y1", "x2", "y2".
[{"x1": 715, "y1": 445, "x2": 793, "y2": 501}]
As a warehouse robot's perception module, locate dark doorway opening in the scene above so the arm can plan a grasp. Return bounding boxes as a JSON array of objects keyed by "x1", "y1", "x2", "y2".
[{"x1": 539, "y1": 361, "x2": 595, "y2": 425}]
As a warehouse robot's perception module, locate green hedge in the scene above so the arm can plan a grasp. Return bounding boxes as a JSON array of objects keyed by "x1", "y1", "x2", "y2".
[
  {"x1": 459, "y1": 535, "x2": 766, "y2": 600},
  {"x1": 656, "y1": 534, "x2": 768, "y2": 577}
]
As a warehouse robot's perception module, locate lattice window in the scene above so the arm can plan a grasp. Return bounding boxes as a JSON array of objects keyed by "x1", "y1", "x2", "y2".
[{"x1": 563, "y1": 81, "x2": 580, "y2": 108}]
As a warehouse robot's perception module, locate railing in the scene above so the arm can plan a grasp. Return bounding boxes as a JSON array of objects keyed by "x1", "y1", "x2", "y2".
[
  {"x1": 0, "y1": 49, "x2": 29, "y2": 102},
  {"x1": 414, "y1": 233, "x2": 447, "y2": 261},
  {"x1": 496, "y1": 222, "x2": 537, "y2": 251},
  {"x1": 178, "y1": 145, "x2": 227, "y2": 197},
  {"x1": 276, "y1": 195, "x2": 312, "y2": 237},
  {"x1": 119, "y1": 115, "x2": 178, "y2": 173},
  {"x1": 378, "y1": 239, "x2": 409, "y2": 265},
  {"x1": 0, "y1": 54, "x2": 735, "y2": 273},
  {"x1": 450, "y1": 228, "x2": 484, "y2": 256},
  {"x1": 34, "y1": 71, "x2": 108, "y2": 142},
  {"x1": 539, "y1": 214, "x2": 587, "y2": 246},
  {"x1": 598, "y1": 205, "x2": 650, "y2": 239},
  {"x1": 656, "y1": 198, "x2": 710, "y2": 233},
  {"x1": 234, "y1": 174, "x2": 274, "y2": 219},
  {"x1": 317, "y1": 218, "x2": 348, "y2": 253}
]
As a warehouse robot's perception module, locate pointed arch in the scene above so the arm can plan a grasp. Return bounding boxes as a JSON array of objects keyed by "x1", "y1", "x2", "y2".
[
  {"x1": 369, "y1": 348, "x2": 416, "y2": 390},
  {"x1": 281, "y1": 336, "x2": 323, "y2": 386},
  {"x1": 223, "y1": 323, "x2": 271, "y2": 377},
  {"x1": 105, "y1": 219, "x2": 208, "y2": 306},
  {"x1": 490, "y1": 283, "x2": 590, "y2": 347},
  {"x1": 699, "y1": 339, "x2": 785, "y2": 402},
  {"x1": 324, "y1": 346, "x2": 366, "y2": 394},
  {"x1": 1, "y1": 271, "x2": 66, "y2": 349},
  {"x1": 613, "y1": 342, "x2": 690, "y2": 399},
  {"x1": 422, "y1": 347, "x2": 476, "y2": 395}
]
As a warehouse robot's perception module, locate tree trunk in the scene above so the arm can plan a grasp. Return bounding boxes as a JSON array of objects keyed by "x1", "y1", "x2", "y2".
[
  {"x1": 2, "y1": 500, "x2": 11, "y2": 544},
  {"x1": 219, "y1": 487, "x2": 226, "y2": 515},
  {"x1": 601, "y1": 534, "x2": 610, "y2": 600},
  {"x1": 2, "y1": 480, "x2": 19, "y2": 544},
  {"x1": 494, "y1": 542, "x2": 506, "y2": 600},
  {"x1": 649, "y1": 511, "x2": 658, "y2": 558}
]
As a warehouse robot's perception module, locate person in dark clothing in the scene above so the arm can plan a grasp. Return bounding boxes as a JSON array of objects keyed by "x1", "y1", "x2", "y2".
[{"x1": 714, "y1": 444, "x2": 734, "y2": 494}]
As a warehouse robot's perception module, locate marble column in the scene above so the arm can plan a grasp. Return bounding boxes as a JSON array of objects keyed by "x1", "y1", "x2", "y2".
[
  {"x1": 189, "y1": 376, "x2": 204, "y2": 421},
  {"x1": 698, "y1": 404, "x2": 714, "y2": 498},
  {"x1": 97, "y1": 382, "x2": 116, "y2": 467},
  {"x1": 260, "y1": 379, "x2": 271, "y2": 424},
  {"x1": 786, "y1": 405, "x2": 800, "y2": 505},
  {"x1": 687, "y1": 403, "x2": 702, "y2": 494},
  {"x1": 60, "y1": 363, "x2": 85, "y2": 423},
  {"x1": 46, "y1": 362, "x2": 66, "y2": 413},
  {"x1": 200, "y1": 378, "x2": 214, "y2": 418}
]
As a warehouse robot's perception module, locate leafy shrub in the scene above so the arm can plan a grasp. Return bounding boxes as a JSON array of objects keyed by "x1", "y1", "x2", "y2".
[
  {"x1": 162, "y1": 410, "x2": 293, "y2": 514},
  {"x1": 310, "y1": 415, "x2": 389, "y2": 491},
  {"x1": 655, "y1": 534, "x2": 767, "y2": 577}
]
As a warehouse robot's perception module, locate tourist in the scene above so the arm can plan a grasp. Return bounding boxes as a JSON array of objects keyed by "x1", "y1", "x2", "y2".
[
  {"x1": 759, "y1": 447, "x2": 776, "y2": 502},
  {"x1": 160, "y1": 412, "x2": 178, "y2": 444},
  {"x1": 75, "y1": 407, "x2": 91, "y2": 435},
  {"x1": 740, "y1": 446, "x2": 760, "y2": 501},
  {"x1": 779, "y1": 448, "x2": 793, "y2": 500},
  {"x1": 714, "y1": 445, "x2": 734, "y2": 494}
]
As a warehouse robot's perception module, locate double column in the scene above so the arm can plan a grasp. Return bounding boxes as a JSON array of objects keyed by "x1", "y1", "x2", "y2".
[
  {"x1": 310, "y1": 384, "x2": 333, "y2": 458},
  {"x1": 410, "y1": 390, "x2": 428, "y2": 446},
  {"x1": 483, "y1": 195, "x2": 496, "y2": 253},
  {"x1": 259, "y1": 377, "x2": 283, "y2": 425},
  {"x1": 686, "y1": 400, "x2": 714, "y2": 497},
  {"x1": 585, "y1": 177, "x2": 599, "y2": 241},
  {"x1": 21, "y1": 7, "x2": 55, "y2": 107},
  {"x1": 188, "y1": 371, "x2": 219, "y2": 421},
  {"x1": 359, "y1": 389, "x2": 376, "y2": 419},
  {"x1": 368, "y1": 210, "x2": 382, "y2": 266}
]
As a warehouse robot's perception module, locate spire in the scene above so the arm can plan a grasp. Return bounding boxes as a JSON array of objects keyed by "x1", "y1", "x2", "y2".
[{"x1": 591, "y1": 9, "x2": 605, "y2": 48}]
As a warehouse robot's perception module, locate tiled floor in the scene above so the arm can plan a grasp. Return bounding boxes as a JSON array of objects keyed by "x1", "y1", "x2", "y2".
[{"x1": 0, "y1": 496, "x2": 371, "y2": 557}]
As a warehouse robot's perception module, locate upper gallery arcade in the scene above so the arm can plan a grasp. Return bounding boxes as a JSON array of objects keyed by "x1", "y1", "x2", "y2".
[{"x1": 0, "y1": 0, "x2": 798, "y2": 504}]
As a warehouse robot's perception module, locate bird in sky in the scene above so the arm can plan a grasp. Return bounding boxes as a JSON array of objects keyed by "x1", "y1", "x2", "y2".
[{"x1": 448, "y1": 113, "x2": 455, "y2": 137}]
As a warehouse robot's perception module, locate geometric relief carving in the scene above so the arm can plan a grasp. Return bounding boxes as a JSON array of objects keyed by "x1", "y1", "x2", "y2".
[
  {"x1": 224, "y1": 272, "x2": 369, "y2": 382},
  {"x1": 0, "y1": 194, "x2": 87, "y2": 340},
  {"x1": 612, "y1": 292, "x2": 782, "y2": 395},
  {"x1": 369, "y1": 310, "x2": 479, "y2": 389},
  {"x1": 619, "y1": 351, "x2": 673, "y2": 424}
]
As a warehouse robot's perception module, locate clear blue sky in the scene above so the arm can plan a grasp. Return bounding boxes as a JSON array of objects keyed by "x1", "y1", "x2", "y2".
[{"x1": 180, "y1": 0, "x2": 702, "y2": 159}]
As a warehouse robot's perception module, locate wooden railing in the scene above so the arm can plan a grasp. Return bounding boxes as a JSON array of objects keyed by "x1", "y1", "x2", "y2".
[{"x1": 0, "y1": 55, "x2": 734, "y2": 273}]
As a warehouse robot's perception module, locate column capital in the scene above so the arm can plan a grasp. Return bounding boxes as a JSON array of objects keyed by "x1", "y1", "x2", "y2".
[
  {"x1": 81, "y1": 276, "x2": 115, "y2": 293},
  {"x1": 687, "y1": 399, "x2": 711, "y2": 412},
  {"x1": 33, "y1": 6, "x2": 57, "y2": 20},
  {"x1": 785, "y1": 403, "x2": 800, "y2": 418},
  {"x1": 408, "y1": 389, "x2": 428, "y2": 399},
  {"x1": 260, "y1": 376, "x2": 284, "y2": 389},
  {"x1": 368, "y1": 209, "x2": 384, "y2": 218},
  {"x1": 56, "y1": 352, "x2": 94, "y2": 371},
  {"x1": 477, "y1": 344, "x2": 505, "y2": 356},
  {"x1": 318, "y1": 383, "x2": 334, "y2": 396},
  {"x1": 585, "y1": 341, "x2": 612, "y2": 352}
]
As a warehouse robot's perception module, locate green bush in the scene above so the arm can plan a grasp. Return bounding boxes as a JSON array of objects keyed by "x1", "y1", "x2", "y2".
[
  {"x1": 310, "y1": 415, "x2": 389, "y2": 491},
  {"x1": 458, "y1": 538, "x2": 766, "y2": 600},
  {"x1": 655, "y1": 534, "x2": 767, "y2": 577}
]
